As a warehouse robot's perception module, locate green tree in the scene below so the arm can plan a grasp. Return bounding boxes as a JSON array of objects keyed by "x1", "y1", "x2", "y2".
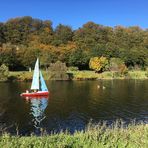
[
  {"x1": 52, "y1": 24, "x2": 73, "y2": 46},
  {"x1": 0, "y1": 43, "x2": 20, "y2": 70},
  {"x1": 20, "y1": 47, "x2": 41, "y2": 70},
  {"x1": 68, "y1": 49, "x2": 90, "y2": 69},
  {"x1": 40, "y1": 49, "x2": 53, "y2": 70},
  {"x1": 4, "y1": 16, "x2": 52, "y2": 45},
  {"x1": 73, "y1": 22, "x2": 102, "y2": 49},
  {"x1": 0, "y1": 23, "x2": 5, "y2": 45}
]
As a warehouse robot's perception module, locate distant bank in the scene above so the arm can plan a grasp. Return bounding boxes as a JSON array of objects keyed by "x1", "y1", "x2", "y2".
[{"x1": 4, "y1": 70, "x2": 148, "y2": 82}]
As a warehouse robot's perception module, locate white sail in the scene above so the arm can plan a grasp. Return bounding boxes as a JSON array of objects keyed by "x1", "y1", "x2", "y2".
[{"x1": 31, "y1": 58, "x2": 40, "y2": 90}]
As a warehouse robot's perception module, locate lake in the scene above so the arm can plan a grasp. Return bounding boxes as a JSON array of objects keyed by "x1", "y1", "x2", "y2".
[{"x1": 0, "y1": 80, "x2": 148, "y2": 135}]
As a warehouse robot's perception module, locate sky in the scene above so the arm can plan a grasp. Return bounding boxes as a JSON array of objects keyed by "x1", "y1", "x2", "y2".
[{"x1": 0, "y1": 0, "x2": 148, "y2": 29}]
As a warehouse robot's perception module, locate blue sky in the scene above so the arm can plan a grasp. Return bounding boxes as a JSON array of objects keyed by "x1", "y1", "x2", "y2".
[{"x1": 0, "y1": 0, "x2": 147, "y2": 29}]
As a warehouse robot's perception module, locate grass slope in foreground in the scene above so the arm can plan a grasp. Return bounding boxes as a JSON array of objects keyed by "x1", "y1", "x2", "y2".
[{"x1": 0, "y1": 124, "x2": 148, "y2": 148}]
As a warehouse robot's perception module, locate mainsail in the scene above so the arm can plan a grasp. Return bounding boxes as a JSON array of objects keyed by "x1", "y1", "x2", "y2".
[
  {"x1": 40, "y1": 71, "x2": 48, "y2": 91},
  {"x1": 31, "y1": 58, "x2": 40, "y2": 90}
]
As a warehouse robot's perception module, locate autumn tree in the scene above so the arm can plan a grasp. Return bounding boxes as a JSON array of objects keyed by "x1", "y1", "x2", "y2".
[
  {"x1": 0, "y1": 16, "x2": 148, "y2": 70},
  {"x1": 38, "y1": 20, "x2": 54, "y2": 44},
  {"x1": 89, "y1": 56, "x2": 109, "y2": 72}
]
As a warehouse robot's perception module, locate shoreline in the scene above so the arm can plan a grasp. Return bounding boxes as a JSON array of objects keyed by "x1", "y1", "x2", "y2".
[
  {"x1": 4, "y1": 70, "x2": 147, "y2": 82},
  {"x1": 0, "y1": 70, "x2": 147, "y2": 82}
]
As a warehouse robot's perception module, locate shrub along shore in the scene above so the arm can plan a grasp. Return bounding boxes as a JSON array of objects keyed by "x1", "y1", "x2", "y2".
[
  {"x1": 0, "y1": 123, "x2": 148, "y2": 147},
  {"x1": 5, "y1": 70, "x2": 148, "y2": 82}
]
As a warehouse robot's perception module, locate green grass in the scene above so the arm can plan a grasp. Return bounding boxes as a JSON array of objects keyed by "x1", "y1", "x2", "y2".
[
  {"x1": 7, "y1": 70, "x2": 148, "y2": 82},
  {"x1": 128, "y1": 70, "x2": 148, "y2": 79},
  {"x1": 68, "y1": 70, "x2": 148, "y2": 80},
  {"x1": 68, "y1": 70, "x2": 116, "y2": 80},
  {"x1": 68, "y1": 70, "x2": 99, "y2": 80},
  {"x1": 9, "y1": 71, "x2": 49, "y2": 81},
  {"x1": 0, "y1": 123, "x2": 148, "y2": 148}
]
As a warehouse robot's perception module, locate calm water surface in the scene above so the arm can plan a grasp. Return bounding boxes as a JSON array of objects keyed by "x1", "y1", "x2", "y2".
[{"x1": 0, "y1": 80, "x2": 147, "y2": 135}]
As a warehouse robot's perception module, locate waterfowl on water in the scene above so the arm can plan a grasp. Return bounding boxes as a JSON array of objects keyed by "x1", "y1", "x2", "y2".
[
  {"x1": 97, "y1": 85, "x2": 100, "y2": 89},
  {"x1": 97, "y1": 85, "x2": 106, "y2": 89},
  {"x1": 103, "y1": 86, "x2": 106, "y2": 89}
]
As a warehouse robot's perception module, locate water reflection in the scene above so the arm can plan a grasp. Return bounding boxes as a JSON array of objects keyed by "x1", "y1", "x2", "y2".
[{"x1": 24, "y1": 97, "x2": 48, "y2": 132}]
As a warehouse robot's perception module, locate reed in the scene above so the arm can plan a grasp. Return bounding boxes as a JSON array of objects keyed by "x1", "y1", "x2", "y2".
[{"x1": 0, "y1": 122, "x2": 148, "y2": 148}]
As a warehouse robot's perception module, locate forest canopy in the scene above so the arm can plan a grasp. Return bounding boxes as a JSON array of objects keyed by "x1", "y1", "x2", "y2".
[{"x1": 0, "y1": 16, "x2": 148, "y2": 70}]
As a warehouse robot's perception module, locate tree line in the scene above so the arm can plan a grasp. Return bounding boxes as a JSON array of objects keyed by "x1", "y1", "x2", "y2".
[{"x1": 0, "y1": 16, "x2": 148, "y2": 71}]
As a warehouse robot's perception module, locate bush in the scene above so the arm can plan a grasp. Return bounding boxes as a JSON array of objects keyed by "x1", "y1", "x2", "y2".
[
  {"x1": 109, "y1": 58, "x2": 128, "y2": 76},
  {"x1": 48, "y1": 61, "x2": 69, "y2": 80},
  {"x1": 109, "y1": 58, "x2": 124, "y2": 71},
  {"x1": 0, "y1": 64, "x2": 9, "y2": 81}
]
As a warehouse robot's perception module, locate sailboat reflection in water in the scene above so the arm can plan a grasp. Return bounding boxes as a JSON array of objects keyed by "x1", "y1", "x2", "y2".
[
  {"x1": 24, "y1": 96, "x2": 48, "y2": 133},
  {"x1": 30, "y1": 97, "x2": 48, "y2": 129}
]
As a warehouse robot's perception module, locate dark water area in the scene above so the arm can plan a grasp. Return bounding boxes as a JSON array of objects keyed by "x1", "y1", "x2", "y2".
[{"x1": 0, "y1": 80, "x2": 148, "y2": 135}]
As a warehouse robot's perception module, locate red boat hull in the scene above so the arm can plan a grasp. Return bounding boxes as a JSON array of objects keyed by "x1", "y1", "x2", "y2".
[{"x1": 21, "y1": 91, "x2": 49, "y2": 97}]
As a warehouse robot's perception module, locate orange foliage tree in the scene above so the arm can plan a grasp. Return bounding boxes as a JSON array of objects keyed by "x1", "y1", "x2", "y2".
[{"x1": 89, "y1": 56, "x2": 109, "y2": 72}]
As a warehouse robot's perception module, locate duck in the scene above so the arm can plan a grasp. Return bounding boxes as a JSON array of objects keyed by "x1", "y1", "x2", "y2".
[{"x1": 97, "y1": 85, "x2": 100, "y2": 89}]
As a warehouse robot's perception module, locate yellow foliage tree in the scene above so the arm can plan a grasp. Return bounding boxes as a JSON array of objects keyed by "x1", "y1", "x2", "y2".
[{"x1": 89, "y1": 56, "x2": 109, "y2": 72}]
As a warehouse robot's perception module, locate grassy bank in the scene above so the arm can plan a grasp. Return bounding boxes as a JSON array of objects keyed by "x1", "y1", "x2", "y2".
[
  {"x1": 0, "y1": 123, "x2": 148, "y2": 148},
  {"x1": 7, "y1": 70, "x2": 148, "y2": 81},
  {"x1": 68, "y1": 70, "x2": 148, "y2": 80}
]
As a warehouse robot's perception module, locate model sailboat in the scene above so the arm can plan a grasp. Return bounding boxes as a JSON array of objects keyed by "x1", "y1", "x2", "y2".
[{"x1": 21, "y1": 58, "x2": 49, "y2": 97}]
